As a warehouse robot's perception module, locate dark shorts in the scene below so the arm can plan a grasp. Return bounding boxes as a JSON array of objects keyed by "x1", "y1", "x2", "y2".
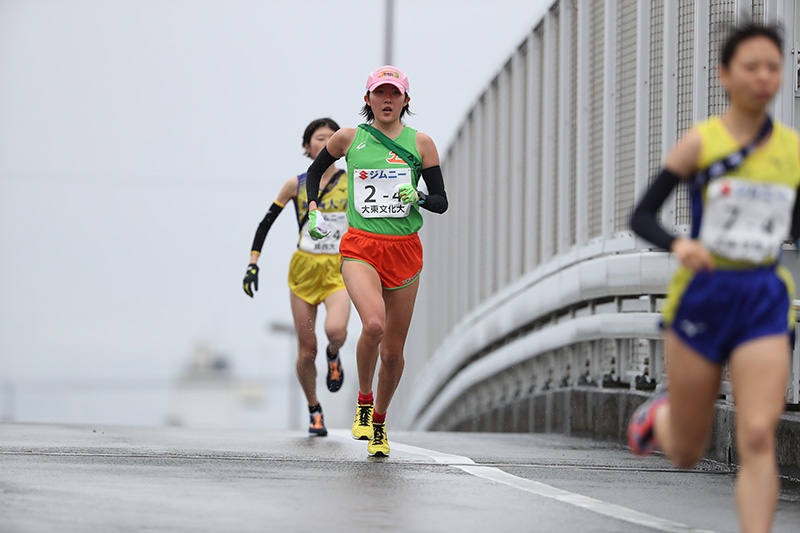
[{"x1": 662, "y1": 265, "x2": 794, "y2": 364}]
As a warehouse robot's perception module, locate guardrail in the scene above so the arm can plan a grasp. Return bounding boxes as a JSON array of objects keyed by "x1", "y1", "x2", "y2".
[
  {"x1": 400, "y1": 0, "x2": 800, "y2": 431},
  {"x1": 402, "y1": 245, "x2": 800, "y2": 431}
]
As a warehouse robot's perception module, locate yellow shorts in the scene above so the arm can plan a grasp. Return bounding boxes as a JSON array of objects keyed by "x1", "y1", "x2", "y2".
[{"x1": 288, "y1": 250, "x2": 346, "y2": 306}]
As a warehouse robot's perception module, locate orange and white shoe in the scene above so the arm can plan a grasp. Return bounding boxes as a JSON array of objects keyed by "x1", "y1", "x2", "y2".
[
  {"x1": 326, "y1": 352, "x2": 344, "y2": 392},
  {"x1": 309, "y1": 411, "x2": 328, "y2": 437},
  {"x1": 627, "y1": 390, "x2": 669, "y2": 455}
]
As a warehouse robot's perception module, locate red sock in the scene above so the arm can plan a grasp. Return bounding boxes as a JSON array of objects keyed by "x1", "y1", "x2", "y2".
[
  {"x1": 372, "y1": 411, "x2": 386, "y2": 424},
  {"x1": 358, "y1": 391, "x2": 374, "y2": 404}
]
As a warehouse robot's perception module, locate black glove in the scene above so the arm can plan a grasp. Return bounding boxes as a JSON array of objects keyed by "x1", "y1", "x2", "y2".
[{"x1": 243, "y1": 264, "x2": 259, "y2": 297}]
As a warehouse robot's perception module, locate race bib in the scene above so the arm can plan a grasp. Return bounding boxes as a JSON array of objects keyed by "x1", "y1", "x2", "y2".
[
  {"x1": 353, "y1": 168, "x2": 412, "y2": 218},
  {"x1": 699, "y1": 178, "x2": 795, "y2": 263},
  {"x1": 298, "y1": 211, "x2": 348, "y2": 254}
]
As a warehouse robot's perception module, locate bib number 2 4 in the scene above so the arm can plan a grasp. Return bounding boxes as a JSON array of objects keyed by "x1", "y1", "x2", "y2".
[{"x1": 354, "y1": 168, "x2": 412, "y2": 218}]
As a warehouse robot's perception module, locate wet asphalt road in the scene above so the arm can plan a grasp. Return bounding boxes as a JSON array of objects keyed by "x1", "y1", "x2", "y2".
[{"x1": 1, "y1": 424, "x2": 799, "y2": 533}]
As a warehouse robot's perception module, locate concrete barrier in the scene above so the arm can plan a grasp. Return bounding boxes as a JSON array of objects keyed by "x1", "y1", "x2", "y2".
[{"x1": 433, "y1": 388, "x2": 800, "y2": 480}]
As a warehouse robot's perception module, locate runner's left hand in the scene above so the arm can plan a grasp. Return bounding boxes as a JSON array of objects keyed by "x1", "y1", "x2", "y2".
[{"x1": 397, "y1": 184, "x2": 419, "y2": 205}]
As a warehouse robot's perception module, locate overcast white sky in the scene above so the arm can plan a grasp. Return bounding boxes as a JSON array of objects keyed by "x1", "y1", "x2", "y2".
[{"x1": 0, "y1": 0, "x2": 549, "y2": 426}]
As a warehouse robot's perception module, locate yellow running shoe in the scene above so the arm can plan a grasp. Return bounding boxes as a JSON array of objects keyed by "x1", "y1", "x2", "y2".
[
  {"x1": 368, "y1": 423, "x2": 390, "y2": 457},
  {"x1": 351, "y1": 402, "x2": 374, "y2": 440}
]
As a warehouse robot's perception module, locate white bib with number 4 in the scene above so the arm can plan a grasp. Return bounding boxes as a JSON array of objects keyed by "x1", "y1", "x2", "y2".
[
  {"x1": 699, "y1": 178, "x2": 795, "y2": 263},
  {"x1": 353, "y1": 168, "x2": 412, "y2": 218},
  {"x1": 298, "y1": 212, "x2": 348, "y2": 254}
]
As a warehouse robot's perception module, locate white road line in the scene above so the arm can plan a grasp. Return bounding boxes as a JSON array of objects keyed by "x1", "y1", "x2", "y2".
[
  {"x1": 332, "y1": 431, "x2": 716, "y2": 533},
  {"x1": 454, "y1": 465, "x2": 716, "y2": 533}
]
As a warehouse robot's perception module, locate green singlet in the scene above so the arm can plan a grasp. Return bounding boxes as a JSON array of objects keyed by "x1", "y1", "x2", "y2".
[{"x1": 345, "y1": 125, "x2": 423, "y2": 236}]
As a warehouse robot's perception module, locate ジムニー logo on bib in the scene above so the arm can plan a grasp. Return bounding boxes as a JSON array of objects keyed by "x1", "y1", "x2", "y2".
[{"x1": 353, "y1": 168, "x2": 412, "y2": 218}]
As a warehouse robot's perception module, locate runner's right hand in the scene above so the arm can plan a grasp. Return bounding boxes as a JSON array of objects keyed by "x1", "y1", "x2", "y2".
[
  {"x1": 671, "y1": 238, "x2": 714, "y2": 272},
  {"x1": 243, "y1": 264, "x2": 259, "y2": 297},
  {"x1": 308, "y1": 209, "x2": 330, "y2": 240}
]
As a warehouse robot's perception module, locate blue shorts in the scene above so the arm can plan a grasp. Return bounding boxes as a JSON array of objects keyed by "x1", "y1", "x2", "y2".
[{"x1": 662, "y1": 266, "x2": 794, "y2": 364}]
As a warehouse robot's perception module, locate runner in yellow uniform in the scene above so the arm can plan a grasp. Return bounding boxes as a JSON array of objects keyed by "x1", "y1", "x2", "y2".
[
  {"x1": 243, "y1": 118, "x2": 350, "y2": 437},
  {"x1": 627, "y1": 24, "x2": 800, "y2": 531}
]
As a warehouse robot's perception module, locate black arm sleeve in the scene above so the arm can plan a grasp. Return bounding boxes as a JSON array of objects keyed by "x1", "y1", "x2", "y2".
[
  {"x1": 250, "y1": 202, "x2": 284, "y2": 253},
  {"x1": 629, "y1": 168, "x2": 683, "y2": 251},
  {"x1": 306, "y1": 147, "x2": 338, "y2": 204},
  {"x1": 418, "y1": 165, "x2": 448, "y2": 214},
  {"x1": 791, "y1": 185, "x2": 800, "y2": 242}
]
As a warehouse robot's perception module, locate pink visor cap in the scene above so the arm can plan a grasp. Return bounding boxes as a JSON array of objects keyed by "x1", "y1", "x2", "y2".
[{"x1": 366, "y1": 65, "x2": 409, "y2": 93}]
